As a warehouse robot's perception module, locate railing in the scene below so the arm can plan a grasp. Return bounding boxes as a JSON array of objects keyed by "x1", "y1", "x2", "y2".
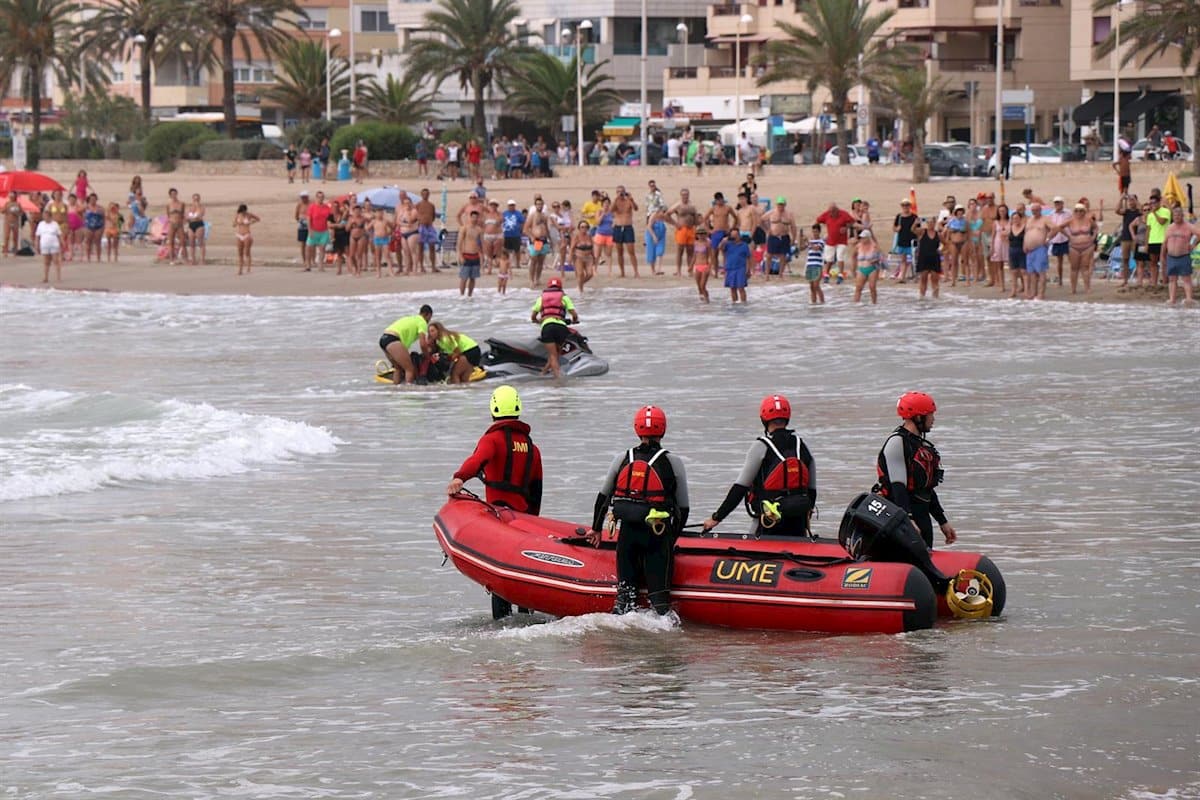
[
  {"x1": 669, "y1": 66, "x2": 698, "y2": 79},
  {"x1": 711, "y1": 4, "x2": 744, "y2": 16},
  {"x1": 935, "y1": 58, "x2": 1016, "y2": 72}
]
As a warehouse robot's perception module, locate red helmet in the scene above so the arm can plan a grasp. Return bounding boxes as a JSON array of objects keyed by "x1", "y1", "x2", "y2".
[
  {"x1": 634, "y1": 405, "x2": 667, "y2": 437},
  {"x1": 759, "y1": 394, "x2": 791, "y2": 423},
  {"x1": 897, "y1": 391, "x2": 936, "y2": 419},
  {"x1": 547, "y1": 277, "x2": 563, "y2": 290}
]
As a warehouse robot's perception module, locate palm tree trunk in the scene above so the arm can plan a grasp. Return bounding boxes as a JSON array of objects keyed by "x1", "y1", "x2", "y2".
[
  {"x1": 911, "y1": 127, "x2": 928, "y2": 184},
  {"x1": 221, "y1": 31, "x2": 237, "y2": 139},
  {"x1": 834, "y1": 90, "x2": 848, "y2": 165},
  {"x1": 140, "y1": 34, "x2": 155, "y2": 122},
  {"x1": 31, "y1": 65, "x2": 42, "y2": 142},
  {"x1": 471, "y1": 73, "x2": 486, "y2": 140}
]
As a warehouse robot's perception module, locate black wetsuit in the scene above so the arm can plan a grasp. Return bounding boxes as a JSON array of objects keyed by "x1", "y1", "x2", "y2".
[
  {"x1": 711, "y1": 428, "x2": 817, "y2": 537},
  {"x1": 593, "y1": 441, "x2": 689, "y2": 614},
  {"x1": 877, "y1": 425, "x2": 945, "y2": 548}
]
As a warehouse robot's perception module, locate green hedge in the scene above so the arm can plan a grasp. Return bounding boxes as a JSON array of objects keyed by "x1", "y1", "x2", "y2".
[
  {"x1": 329, "y1": 122, "x2": 418, "y2": 161},
  {"x1": 438, "y1": 125, "x2": 473, "y2": 145},
  {"x1": 38, "y1": 141, "x2": 74, "y2": 159},
  {"x1": 144, "y1": 122, "x2": 214, "y2": 168},
  {"x1": 0, "y1": 138, "x2": 12, "y2": 158},
  {"x1": 119, "y1": 140, "x2": 145, "y2": 162},
  {"x1": 199, "y1": 139, "x2": 262, "y2": 161},
  {"x1": 258, "y1": 143, "x2": 283, "y2": 161}
]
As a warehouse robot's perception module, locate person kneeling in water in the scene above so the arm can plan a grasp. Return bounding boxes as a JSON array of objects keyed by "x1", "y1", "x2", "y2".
[
  {"x1": 588, "y1": 406, "x2": 689, "y2": 615},
  {"x1": 702, "y1": 394, "x2": 816, "y2": 537},
  {"x1": 379, "y1": 304, "x2": 433, "y2": 384},
  {"x1": 529, "y1": 277, "x2": 579, "y2": 378}
]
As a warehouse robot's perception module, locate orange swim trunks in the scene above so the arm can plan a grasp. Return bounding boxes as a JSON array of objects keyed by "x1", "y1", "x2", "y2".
[{"x1": 675, "y1": 226, "x2": 696, "y2": 246}]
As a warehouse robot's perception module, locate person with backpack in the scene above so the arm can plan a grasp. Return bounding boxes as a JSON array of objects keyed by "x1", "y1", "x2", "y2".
[
  {"x1": 588, "y1": 406, "x2": 690, "y2": 615},
  {"x1": 701, "y1": 394, "x2": 817, "y2": 538},
  {"x1": 446, "y1": 385, "x2": 543, "y2": 515}
]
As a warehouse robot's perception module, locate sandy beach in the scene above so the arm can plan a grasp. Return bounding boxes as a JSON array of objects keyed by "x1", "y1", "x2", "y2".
[{"x1": 1, "y1": 160, "x2": 1190, "y2": 304}]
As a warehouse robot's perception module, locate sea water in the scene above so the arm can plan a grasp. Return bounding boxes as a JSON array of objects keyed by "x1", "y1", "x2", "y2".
[{"x1": 1, "y1": 285, "x2": 1197, "y2": 799}]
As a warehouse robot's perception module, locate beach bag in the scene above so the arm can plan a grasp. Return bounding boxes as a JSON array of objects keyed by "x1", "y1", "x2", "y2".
[{"x1": 16, "y1": 240, "x2": 33, "y2": 256}]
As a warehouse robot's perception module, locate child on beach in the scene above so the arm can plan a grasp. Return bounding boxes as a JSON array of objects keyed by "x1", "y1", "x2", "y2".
[
  {"x1": 371, "y1": 209, "x2": 392, "y2": 278},
  {"x1": 693, "y1": 225, "x2": 711, "y2": 303},
  {"x1": 645, "y1": 208, "x2": 667, "y2": 276},
  {"x1": 103, "y1": 202, "x2": 122, "y2": 262},
  {"x1": 805, "y1": 224, "x2": 826, "y2": 304},
  {"x1": 233, "y1": 204, "x2": 260, "y2": 275},
  {"x1": 496, "y1": 249, "x2": 511, "y2": 294},
  {"x1": 36, "y1": 214, "x2": 62, "y2": 283}
]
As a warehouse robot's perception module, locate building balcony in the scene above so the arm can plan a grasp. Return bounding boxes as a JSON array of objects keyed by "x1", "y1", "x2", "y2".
[
  {"x1": 663, "y1": 63, "x2": 759, "y2": 97},
  {"x1": 150, "y1": 85, "x2": 211, "y2": 108},
  {"x1": 931, "y1": 57, "x2": 1016, "y2": 76},
  {"x1": 708, "y1": 3, "x2": 758, "y2": 37}
]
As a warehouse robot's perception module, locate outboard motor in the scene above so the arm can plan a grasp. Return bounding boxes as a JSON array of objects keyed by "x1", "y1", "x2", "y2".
[{"x1": 838, "y1": 493, "x2": 951, "y2": 594}]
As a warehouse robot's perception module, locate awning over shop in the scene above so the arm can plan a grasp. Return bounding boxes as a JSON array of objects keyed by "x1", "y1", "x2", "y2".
[
  {"x1": 1121, "y1": 91, "x2": 1180, "y2": 122},
  {"x1": 602, "y1": 116, "x2": 641, "y2": 136},
  {"x1": 1072, "y1": 91, "x2": 1142, "y2": 124}
]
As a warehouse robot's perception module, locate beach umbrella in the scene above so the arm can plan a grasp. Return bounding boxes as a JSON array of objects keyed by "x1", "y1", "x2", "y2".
[
  {"x1": 0, "y1": 171, "x2": 65, "y2": 195},
  {"x1": 1162, "y1": 172, "x2": 1185, "y2": 208},
  {"x1": 356, "y1": 186, "x2": 421, "y2": 210}
]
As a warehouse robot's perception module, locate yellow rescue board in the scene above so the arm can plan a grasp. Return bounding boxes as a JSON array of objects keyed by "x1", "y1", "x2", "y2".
[{"x1": 374, "y1": 365, "x2": 488, "y2": 383}]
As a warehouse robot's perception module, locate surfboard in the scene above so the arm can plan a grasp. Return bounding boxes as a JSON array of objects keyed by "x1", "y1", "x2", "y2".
[{"x1": 374, "y1": 365, "x2": 488, "y2": 383}]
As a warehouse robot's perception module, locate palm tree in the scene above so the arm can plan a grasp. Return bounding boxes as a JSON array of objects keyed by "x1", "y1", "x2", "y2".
[
  {"x1": 184, "y1": 0, "x2": 307, "y2": 137},
  {"x1": 406, "y1": 0, "x2": 536, "y2": 138},
  {"x1": 505, "y1": 51, "x2": 621, "y2": 134},
  {"x1": 1093, "y1": 0, "x2": 1200, "y2": 169},
  {"x1": 756, "y1": 0, "x2": 912, "y2": 164},
  {"x1": 0, "y1": 0, "x2": 82, "y2": 140},
  {"x1": 356, "y1": 73, "x2": 438, "y2": 125},
  {"x1": 875, "y1": 65, "x2": 954, "y2": 183},
  {"x1": 81, "y1": 0, "x2": 188, "y2": 121},
  {"x1": 263, "y1": 38, "x2": 351, "y2": 122}
]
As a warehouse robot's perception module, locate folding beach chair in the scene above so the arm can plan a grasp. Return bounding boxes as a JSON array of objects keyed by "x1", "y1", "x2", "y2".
[
  {"x1": 122, "y1": 213, "x2": 151, "y2": 246},
  {"x1": 439, "y1": 228, "x2": 459, "y2": 267}
]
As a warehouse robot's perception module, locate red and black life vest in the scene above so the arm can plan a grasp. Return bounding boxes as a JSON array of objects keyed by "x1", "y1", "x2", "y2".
[
  {"x1": 480, "y1": 426, "x2": 536, "y2": 497},
  {"x1": 876, "y1": 426, "x2": 942, "y2": 496},
  {"x1": 539, "y1": 287, "x2": 565, "y2": 322},
  {"x1": 755, "y1": 430, "x2": 811, "y2": 497},
  {"x1": 613, "y1": 444, "x2": 675, "y2": 510}
]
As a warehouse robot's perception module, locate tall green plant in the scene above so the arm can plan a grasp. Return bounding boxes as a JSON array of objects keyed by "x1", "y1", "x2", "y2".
[
  {"x1": 1093, "y1": 0, "x2": 1200, "y2": 169},
  {"x1": 505, "y1": 51, "x2": 620, "y2": 135},
  {"x1": 263, "y1": 39, "x2": 352, "y2": 122},
  {"x1": 756, "y1": 0, "x2": 912, "y2": 163},
  {"x1": 184, "y1": 0, "x2": 307, "y2": 138},
  {"x1": 356, "y1": 73, "x2": 437, "y2": 125},
  {"x1": 0, "y1": 0, "x2": 83, "y2": 140},
  {"x1": 874, "y1": 66, "x2": 954, "y2": 183},
  {"x1": 406, "y1": 0, "x2": 536, "y2": 138}
]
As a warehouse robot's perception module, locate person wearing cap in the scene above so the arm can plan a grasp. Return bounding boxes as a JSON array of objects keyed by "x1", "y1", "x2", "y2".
[
  {"x1": 852, "y1": 229, "x2": 882, "y2": 304},
  {"x1": 1047, "y1": 197, "x2": 1071, "y2": 286},
  {"x1": 294, "y1": 191, "x2": 311, "y2": 269},
  {"x1": 944, "y1": 204, "x2": 968, "y2": 285},
  {"x1": 702, "y1": 394, "x2": 817, "y2": 539},
  {"x1": 1049, "y1": 202, "x2": 1098, "y2": 295},
  {"x1": 892, "y1": 198, "x2": 918, "y2": 282},
  {"x1": 379, "y1": 304, "x2": 434, "y2": 385},
  {"x1": 764, "y1": 197, "x2": 797, "y2": 277},
  {"x1": 446, "y1": 385, "x2": 543, "y2": 519},
  {"x1": 501, "y1": 199, "x2": 525, "y2": 274},
  {"x1": 530, "y1": 276, "x2": 579, "y2": 378}
]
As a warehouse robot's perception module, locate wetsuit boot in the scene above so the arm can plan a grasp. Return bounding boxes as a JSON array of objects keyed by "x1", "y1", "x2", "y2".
[
  {"x1": 491, "y1": 594, "x2": 513, "y2": 619},
  {"x1": 612, "y1": 583, "x2": 638, "y2": 615}
]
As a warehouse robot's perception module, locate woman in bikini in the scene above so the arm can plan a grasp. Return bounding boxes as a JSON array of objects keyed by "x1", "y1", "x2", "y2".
[
  {"x1": 693, "y1": 224, "x2": 711, "y2": 303},
  {"x1": 1052, "y1": 203, "x2": 1098, "y2": 295},
  {"x1": 988, "y1": 204, "x2": 1009, "y2": 292},
  {"x1": 481, "y1": 200, "x2": 503, "y2": 274},
  {"x1": 395, "y1": 195, "x2": 420, "y2": 275},
  {"x1": 569, "y1": 220, "x2": 595, "y2": 293},
  {"x1": 329, "y1": 200, "x2": 350, "y2": 275},
  {"x1": 853, "y1": 229, "x2": 882, "y2": 304},
  {"x1": 348, "y1": 205, "x2": 367, "y2": 277},
  {"x1": 944, "y1": 205, "x2": 968, "y2": 286},
  {"x1": 186, "y1": 193, "x2": 206, "y2": 265},
  {"x1": 966, "y1": 198, "x2": 985, "y2": 284},
  {"x1": 103, "y1": 202, "x2": 122, "y2": 262},
  {"x1": 233, "y1": 204, "x2": 260, "y2": 275},
  {"x1": 554, "y1": 200, "x2": 574, "y2": 274}
]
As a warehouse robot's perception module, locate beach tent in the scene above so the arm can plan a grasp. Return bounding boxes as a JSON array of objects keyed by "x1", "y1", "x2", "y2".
[{"x1": 719, "y1": 117, "x2": 836, "y2": 146}]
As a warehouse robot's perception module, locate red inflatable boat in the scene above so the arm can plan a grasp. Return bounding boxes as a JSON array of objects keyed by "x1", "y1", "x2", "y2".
[{"x1": 433, "y1": 495, "x2": 1006, "y2": 635}]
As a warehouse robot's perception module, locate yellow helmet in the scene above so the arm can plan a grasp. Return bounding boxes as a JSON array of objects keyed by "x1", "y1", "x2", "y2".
[
  {"x1": 945, "y1": 569, "x2": 994, "y2": 620},
  {"x1": 489, "y1": 385, "x2": 522, "y2": 418}
]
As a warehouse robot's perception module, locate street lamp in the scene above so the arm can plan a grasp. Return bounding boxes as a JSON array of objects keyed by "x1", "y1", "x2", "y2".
[
  {"x1": 128, "y1": 33, "x2": 146, "y2": 108},
  {"x1": 571, "y1": 20, "x2": 593, "y2": 167},
  {"x1": 676, "y1": 22, "x2": 688, "y2": 72},
  {"x1": 1112, "y1": 0, "x2": 1131, "y2": 158},
  {"x1": 349, "y1": 2, "x2": 356, "y2": 123},
  {"x1": 326, "y1": 27, "x2": 342, "y2": 122},
  {"x1": 734, "y1": 13, "x2": 752, "y2": 165}
]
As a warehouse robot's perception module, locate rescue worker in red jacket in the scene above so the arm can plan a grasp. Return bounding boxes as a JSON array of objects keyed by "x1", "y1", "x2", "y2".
[
  {"x1": 529, "y1": 277, "x2": 579, "y2": 378},
  {"x1": 446, "y1": 385, "x2": 543, "y2": 515},
  {"x1": 702, "y1": 394, "x2": 817, "y2": 537},
  {"x1": 589, "y1": 406, "x2": 689, "y2": 615},
  {"x1": 876, "y1": 391, "x2": 957, "y2": 549}
]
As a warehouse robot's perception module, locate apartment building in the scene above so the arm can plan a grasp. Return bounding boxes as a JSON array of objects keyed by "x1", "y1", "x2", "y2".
[
  {"x1": 662, "y1": 0, "x2": 1087, "y2": 148},
  {"x1": 1067, "y1": 0, "x2": 1193, "y2": 146},
  {"x1": 386, "y1": 0, "x2": 710, "y2": 127}
]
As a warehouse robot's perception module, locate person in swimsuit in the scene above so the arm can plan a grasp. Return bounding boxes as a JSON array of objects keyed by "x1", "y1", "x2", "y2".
[
  {"x1": 1007, "y1": 207, "x2": 1027, "y2": 299},
  {"x1": 853, "y1": 229, "x2": 882, "y2": 304},
  {"x1": 665, "y1": 188, "x2": 698, "y2": 277},
  {"x1": 944, "y1": 205, "x2": 968, "y2": 286},
  {"x1": 692, "y1": 225, "x2": 711, "y2": 303},
  {"x1": 186, "y1": 193, "x2": 206, "y2": 265},
  {"x1": 570, "y1": 220, "x2": 595, "y2": 293},
  {"x1": 988, "y1": 204, "x2": 1010, "y2": 293},
  {"x1": 1163, "y1": 206, "x2": 1198, "y2": 306},
  {"x1": 329, "y1": 201, "x2": 350, "y2": 275},
  {"x1": 1116, "y1": 194, "x2": 1140, "y2": 287},
  {"x1": 73, "y1": 170, "x2": 91, "y2": 206},
  {"x1": 966, "y1": 198, "x2": 985, "y2": 284},
  {"x1": 103, "y1": 202, "x2": 122, "y2": 262},
  {"x1": 348, "y1": 205, "x2": 367, "y2": 277},
  {"x1": 83, "y1": 193, "x2": 104, "y2": 263},
  {"x1": 1050, "y1": 203, "x2": 1098, "y2": 295},
  {"x1": 705, "y1": 192, "x2": 735, "y2": 275},
  {"x1": 523, "y1": 197, "x2": 552, "y2": 288},
  {"x1": 552, "y1": 200, "x2": 573, "y2": 275},
  {"x1": 593, "y1": 198, "x2": 615, "y2": 274},
  {"x1": 396, "y1": 195, "x2": 421, "y2": 274},
  {"x1": 426, "y1": 321, "x2": 483, "y2": 384},
  {"x1": 370, "y1": 208, "x2": 392, "y2": 278},
  {"x1": 65, "y1": 194, "x2": 83, "y2": 261},
  {"x1": 913, "y1": 217, "x2": 943, "y2": 299},
  {"x1": 2, "y1": 191, "x2": 21, "y2": 256},
  {"x1": 481, "y1": 200, "x2": 503, "y2": 274},
  {"x1": 458, "y1": 210, "x2": 484, "y2": 297},
  {"x1": 233, "y1": 204, "x2": 260, "y2": 275},
  {"x1": 166, "y1": 188, "x2": 185, "y2": 263}
]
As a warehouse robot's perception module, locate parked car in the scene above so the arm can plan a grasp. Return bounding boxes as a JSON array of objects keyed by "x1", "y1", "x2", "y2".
[
  {"x1": 1130, "y1": 137, "x2": 1192, "y2": 161},
  {"x1": 1062, "y1": 143, "x2": 1117, "y2": 163},
  {"x1": 987, "y1": 143, "x2": 1063, "y2": 175},
  {"x1": 924, "y1": 145, "x2": 974, "y2": 177},
  {"x1": 822, "y1": 145, "x2": 870, "y2": 166}
]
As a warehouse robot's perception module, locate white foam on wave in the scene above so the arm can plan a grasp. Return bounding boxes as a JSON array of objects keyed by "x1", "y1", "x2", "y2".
[
  {"x1": 488, "y1": 610, "x2": 681, "y2": 640},
  {"x1": 0, "y1": 385, "x2": 341, "y2": 502}
]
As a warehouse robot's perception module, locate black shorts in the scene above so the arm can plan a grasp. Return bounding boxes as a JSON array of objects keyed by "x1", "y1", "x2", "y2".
[
  {"x1": 538, "y1": 323, "x2": 570, "y2": 345},
  {"x1": 613, "y1": 225, "x2": 635, "y2": 244},
  {"x1": 752, "y1": 228, "x2": 767, "y2": 246},
  {"x1": 1050, "y1": 241, "x2": 1069, "y2": 257},
  {"x1": 297, "y1": 226, "x2": 308, "y2": 244},
  {"x1": 916, "y1": 253, "x2": 942, "y2": 273},
  {"x1": 767, "y1": 234, "x2": 791, "y2": 255},
  {"x1": 1119, "y1": 175, "x2": 1131, "y2": 191},
  {"x1": 188, "y1": 220, "x2": 204, "y2": 232},
  {"x1": 1134, "y1": 250, "x2": 1149, "y2": 263},
  {"x1": 379, "y1": 333, "x2": 402, "y2": 352},
  {"x1": 461, "y1": 346, "x2": 482, "y2": 367},
  {"x1": 1147, "y1": 243, "x2": 1162, "y2": 255},
  {"x1": 504, "y1": 236, "x2": 521, "y2": 252},
  {"x1": 1009, "y1": 248, "x2": 1026, "y2": 269}
]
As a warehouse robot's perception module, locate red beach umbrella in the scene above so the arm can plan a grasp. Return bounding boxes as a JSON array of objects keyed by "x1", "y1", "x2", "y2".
[{"x1": 0, "y1": 170, "x2": 66, "y2": 195}]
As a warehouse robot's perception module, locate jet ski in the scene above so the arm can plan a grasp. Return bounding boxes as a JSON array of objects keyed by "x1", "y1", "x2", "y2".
[{"x1": 481, "y1": 328, "x2": 609, "y2": 379}]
